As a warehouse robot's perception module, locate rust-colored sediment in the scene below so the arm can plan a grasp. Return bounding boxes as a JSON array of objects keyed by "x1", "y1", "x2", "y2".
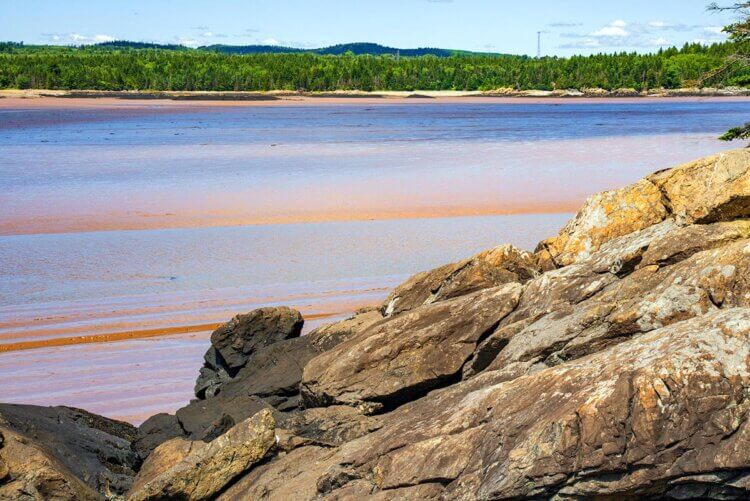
[
  {"x1": 0, "y1": 311, "x2": 340, "y2": 353},
  {"x1": 0, "y1": 204, "x2": 577, "y2": 237}
]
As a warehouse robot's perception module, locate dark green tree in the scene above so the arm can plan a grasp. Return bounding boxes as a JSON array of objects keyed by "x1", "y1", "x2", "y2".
[{"x1": 709, "y1": 2, "x2": 750, "y2": 142}]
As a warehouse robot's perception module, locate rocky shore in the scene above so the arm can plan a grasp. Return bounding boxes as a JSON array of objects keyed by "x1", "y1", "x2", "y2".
[{"x1": 1, "y1": 148, "x2": 750, "y2": 499}]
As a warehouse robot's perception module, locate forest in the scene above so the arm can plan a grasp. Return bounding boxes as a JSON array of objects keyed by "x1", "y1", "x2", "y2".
[{"x1": 0, "y1": 41, "x2": 747, "y2": 92}]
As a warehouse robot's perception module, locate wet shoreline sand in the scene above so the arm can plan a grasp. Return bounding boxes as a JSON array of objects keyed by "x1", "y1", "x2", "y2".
[
  {"x1": 0, "y1": 203, "x2": 577, "y2": 237},
  {"x1": 2, "y1": 90, "x2": 750, "y2": 110}
]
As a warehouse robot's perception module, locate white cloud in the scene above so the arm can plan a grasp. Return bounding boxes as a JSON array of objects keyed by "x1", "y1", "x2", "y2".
[
  {"x1": 176, "y1": 37, "x2": 200, "y2": 47},
  {"x1": 558, "y1": 18, "x2": 729, "y2": 51},
  {"x1": 261, "y1": 38, "x2": 281, "y2": 45},
  {"x1": 591, "y1": 25, "x2": 629, "y2": 37},
  {"x1": 43, "y1": 33, "x2": 116, "y2": 44},
  {"x1": 202, "y1": 31, "x2": 213, "y2": 37},
  {"x1": 649, "y1": 37, "x2": 670, "y2": 46}
]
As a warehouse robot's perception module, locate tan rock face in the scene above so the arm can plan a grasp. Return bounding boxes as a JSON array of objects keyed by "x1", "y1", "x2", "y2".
[
  {"x1": 648, "y1": 148, "x2": 750, "y2": 224},
  {"x1": 477, "y1": 224, "x2": 750, "y2": 375},
  {"x1": 536, "y1": 148, "x2": 750, "y2": 268},
  {"x1": 0, "y1": 427, "x2": 101, "y2": 501},
  {"x1": 381, "y1": 244, "x2": 538, "y2": 317},
  {"x1": 537, "y1": 178, "x2": 669, "y2": 267},
  {"x1": 127, "y1": 409, "x2": 276, "y2": 501},
  {"x1": 302, "y1": 283, "x2": 523, "y2": 413}
]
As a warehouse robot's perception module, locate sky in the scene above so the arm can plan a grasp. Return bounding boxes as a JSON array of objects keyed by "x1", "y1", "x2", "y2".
[{"x1": 2, "y1": 0, "x2": 738, "y2": 57}]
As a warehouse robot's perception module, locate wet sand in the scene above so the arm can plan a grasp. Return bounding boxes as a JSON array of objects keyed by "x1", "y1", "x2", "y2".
[{"x1": 0, "y1": 203, "x2": 576, "y2": 236}]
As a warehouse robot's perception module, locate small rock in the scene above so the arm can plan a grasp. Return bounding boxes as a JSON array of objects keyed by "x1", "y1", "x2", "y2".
[{"x1": 127, "y1": 409, "x2": 277, "y2": 501}]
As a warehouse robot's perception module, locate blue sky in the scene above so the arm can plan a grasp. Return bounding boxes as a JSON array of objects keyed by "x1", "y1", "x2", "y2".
[{"x1": 3, "y1": 0, "x2": 737, "y2": 56}]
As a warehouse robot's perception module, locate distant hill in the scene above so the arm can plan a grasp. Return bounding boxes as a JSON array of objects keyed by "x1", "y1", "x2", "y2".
[
  {"x1": 199, "y1": 44, "x2": 307, "y2": 55},
  {"x1": 201, "y1": 42, "x2": 507, "y2": 57},
  {"x1": 96, "y1": 40, "x2": 190, "y2": 51},
  {"x1": 316, "y1": 43, "x2": 453, "y2": 57},
  {"x1": 93, "y1": 41, "x2": 507, "y2": 57}
]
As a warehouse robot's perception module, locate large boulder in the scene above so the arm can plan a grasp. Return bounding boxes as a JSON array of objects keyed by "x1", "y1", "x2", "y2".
[
  {"x1": 195, "y1": 306, "x2": 304, "y2": 399},
  {"x1": 382, "y1": 244, "x2": 538, "y2": 316},
  {"x1": 536, "y1": 148, "x2": 750, "y2": 268},
  {"x1": 648, "y1": 148, "x2": 750, "y2": 224},
  {"x1": 0, "y1": 404, "x2": 139, "y2": 499},
  {"x1": 302, "y1": 283, "x2": 523, "y2": 413},
  {"x1": 127, "y1": 409, "x2": 276, "y2": 501},
  {"x1": 536, "y1": 178, "x2": 668, "y2": 268},
  {"x1": 216, "y1": 309, "x2": 384, "y2": 413}
]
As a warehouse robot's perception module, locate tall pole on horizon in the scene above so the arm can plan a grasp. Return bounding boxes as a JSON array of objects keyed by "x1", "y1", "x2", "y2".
[{"x1": 537, "y1": 31, "x2": 541, "y2": 58}]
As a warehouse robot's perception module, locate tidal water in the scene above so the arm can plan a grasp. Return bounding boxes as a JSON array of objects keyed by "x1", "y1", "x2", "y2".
[{"x1": 0, "y1": 98, "x2": 748, "y2": 422}]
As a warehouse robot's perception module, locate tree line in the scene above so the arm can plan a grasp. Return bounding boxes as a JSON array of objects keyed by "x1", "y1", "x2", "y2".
[{"x1": 0, "y1": 41, "x2": 747, "y2": 92}]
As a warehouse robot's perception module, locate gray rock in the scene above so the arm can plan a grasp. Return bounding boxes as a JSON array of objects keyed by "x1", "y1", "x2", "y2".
[
  {"x1": 210, "y1": 306, "x2": 304, "y2": 373},
  {"x1": 0, "y1": 404, "x2": 139, "y2": 498},
  {"x1": 134, "y1": 413, "x2": 184, "y2": 460},
  {"x1": 193, "y1": 307, "x2": 304, "y2": 399}
]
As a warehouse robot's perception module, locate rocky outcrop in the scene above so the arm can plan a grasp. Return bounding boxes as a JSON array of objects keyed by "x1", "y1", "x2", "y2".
[
  {"x1": 0, "y1": 404, "x2": 139, "y2": 499},
  {"x1": 382, "y1": 244, "x2": 539, "y2": 316},
  {"x1": 5, "y1": 148, "x2": 750, "y2": 500},
  {"x1": 195, "y1": 306, "x2": 304, "y2": 398},
  {"x1": 134, "y1": 309, "x2": 382, "y2": 450},
  {"x1": 537, "y1": 149, "x2": 750, "y2": 268},
  {"x1": 127, "y1": 409, "x2": 276, "y2": 501},
  {"x1": 226, "y1": 309, "x2": 750, "y2": 500},
  {"x1": 302, "y1": 283, "x2": 523, "y2": 413}
]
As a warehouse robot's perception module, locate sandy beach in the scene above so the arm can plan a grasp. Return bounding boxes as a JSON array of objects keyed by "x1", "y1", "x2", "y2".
[{"x1": 2, "y1": 88, "x2": 750, "y2": 109}]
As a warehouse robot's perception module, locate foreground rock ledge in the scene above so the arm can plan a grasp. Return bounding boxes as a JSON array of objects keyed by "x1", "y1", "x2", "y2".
[
  {"x1": 127, "y1": 410, "x2": 276, "y2": 501},
  {"x1": 1, "y1": 148, "x2": 749, "y2": 500}
]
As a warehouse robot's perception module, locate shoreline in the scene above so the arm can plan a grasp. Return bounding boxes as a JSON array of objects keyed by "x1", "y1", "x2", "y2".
[{"x1": 1, "y1": 87, "x2": 749, "y2": 107}]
